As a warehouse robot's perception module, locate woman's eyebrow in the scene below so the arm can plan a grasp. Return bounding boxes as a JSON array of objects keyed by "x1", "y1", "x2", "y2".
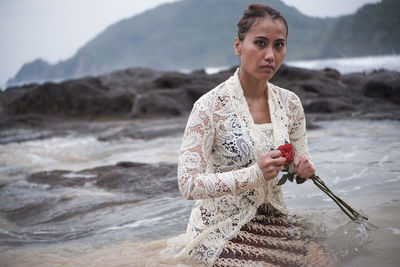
[
  {"x1": 254, "y1": 36, "x2": 286, "y2": 42},
  {"x1": 254, "y1": 36, "x2": 269, "y2": 40}
]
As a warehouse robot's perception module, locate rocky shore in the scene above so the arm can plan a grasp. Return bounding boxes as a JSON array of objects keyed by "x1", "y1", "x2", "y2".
[{"x1": 1, "y1": 64, "x2": 399, "y2": 143}]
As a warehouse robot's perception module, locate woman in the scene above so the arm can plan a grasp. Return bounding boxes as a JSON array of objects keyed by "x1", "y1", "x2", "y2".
[{"x1": 171, "y1": 4, "x2": 334, "y2": 266}]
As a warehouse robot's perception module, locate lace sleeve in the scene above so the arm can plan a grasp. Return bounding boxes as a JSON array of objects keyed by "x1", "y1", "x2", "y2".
[
  {"x1": 287, "y1": 93, "x2": 312, "y2": 161},
  {"x1": 178, "y1": 101, "x2": 264, "y2": 200}
]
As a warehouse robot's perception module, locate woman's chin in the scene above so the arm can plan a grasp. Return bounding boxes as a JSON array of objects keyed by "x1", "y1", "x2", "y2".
[{"x1": 257, "y1": 72, "x2": 275, "y2": 81}]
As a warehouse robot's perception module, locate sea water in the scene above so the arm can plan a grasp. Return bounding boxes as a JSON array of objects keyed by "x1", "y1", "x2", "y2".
[
  {"x1": 205, "y1": 54, "x2": 400, "y2": 74},
  {"x1": 0, "y1": 119, "x2": 399, "y2": 266},
  {"x1": 286, "y1": 54, "x2": 400, "y2": 74}
]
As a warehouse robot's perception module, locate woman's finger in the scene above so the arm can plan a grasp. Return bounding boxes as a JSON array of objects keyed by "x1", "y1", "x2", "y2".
[
  {"x1": 272, "y1": 157, "x2": 286, "y2": 166},
  {"x1": 293, "y1": 156, "x2": 300, "y2": 173},
  {"x1": 297, "y1": 163, "x2": 305, "y2": 177},
  {"x1": 268, "y1": 150, "x2": 282, "y2": 158},
  {"x1": 294, "y1": 156, "x2": 306, "y2": 177}
]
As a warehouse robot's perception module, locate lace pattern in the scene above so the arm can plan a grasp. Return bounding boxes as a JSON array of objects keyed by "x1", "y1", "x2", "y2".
[{"x1": 175, "y1": 69, "x2": 311, "y2": 266}]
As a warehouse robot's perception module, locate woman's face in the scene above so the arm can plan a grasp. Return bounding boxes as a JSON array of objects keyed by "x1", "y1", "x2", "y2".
[{"x1": 234, "y1": 18, "x2": 287, "y2": 82}]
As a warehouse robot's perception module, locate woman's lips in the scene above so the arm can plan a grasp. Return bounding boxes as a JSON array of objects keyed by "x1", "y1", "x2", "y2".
[{"x1": 261, "y1": 65, "x2": 274, "y2": 72}]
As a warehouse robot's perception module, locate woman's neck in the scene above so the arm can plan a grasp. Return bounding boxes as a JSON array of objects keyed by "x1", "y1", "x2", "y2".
[{"x1": 238, "y1": 68, "x2": 268, "y2": 99}]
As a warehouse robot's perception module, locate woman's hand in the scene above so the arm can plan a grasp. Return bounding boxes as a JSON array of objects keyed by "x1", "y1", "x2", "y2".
[
  {"x1": 257, "y1": 150, "x2": 286, "y2": 181},
  {"x1": 294, "y1": 155, "x2": 315, "y2": 179}
]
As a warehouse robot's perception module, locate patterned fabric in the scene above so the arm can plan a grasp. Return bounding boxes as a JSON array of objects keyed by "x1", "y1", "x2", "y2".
[
  {"x1": 213, "y1": 204, "x2": 312, "y2": 267},
  {"x1": 172, "y1": 68, "x2": 312, "y2": 266}
]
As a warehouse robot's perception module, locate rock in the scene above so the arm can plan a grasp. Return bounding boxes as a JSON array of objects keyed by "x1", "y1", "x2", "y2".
[
  {"x1": 272, "y1": 65, "x2": 361, "y2": 116},
  {"x1": 131, "y1": 88, "x2": 192, "y2": 117},
  {"x1": 363, "y1": 70, "x2": 400, "y2": 105},
  {"x1": 26, "y1": 161, "x2": 178, "y2": 196},
  {"x1": 93, "y1": 162, "x2": 178, "y2": 195},
  {"x1": 1, "y1": 65, "x2": 399, "y2": 125},
  {"x1": 304, "y1": 98, "x2": 355, "y2": 113},
  {"x1": 153, "y1": 73, "x2": 193, "y2": 89},
  {"x1": 341, "y1": 73, "x2": 366, "y2": 89},
  {"x1": 2, "y1": 77, "x2": 134, "y2": 118},
  {"x1": 323, "y1": 68, "x2": 341, "y2": 80},
  {"x1": 271, "y1": 64, "x2": 317, "y2": 81},
  {"x1": 271, "y1": 64, "x2": 347, "y2": 101}
]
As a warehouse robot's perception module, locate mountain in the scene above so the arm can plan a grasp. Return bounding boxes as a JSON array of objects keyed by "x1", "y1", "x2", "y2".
[
  {"x1": 8, "y1": 0, "x2": 399, "y2": 86},
  {"x1": 317, "y1": 0, "x2": 400, "y2": 58}
]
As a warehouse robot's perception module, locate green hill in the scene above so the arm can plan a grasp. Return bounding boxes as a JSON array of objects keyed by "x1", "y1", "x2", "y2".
[
  {"x1": 8, "y1": 0, "x2": 399, "y2": 85},
  {"x1": 318, "y1": 0, "x2": 400, "y2": 58}
]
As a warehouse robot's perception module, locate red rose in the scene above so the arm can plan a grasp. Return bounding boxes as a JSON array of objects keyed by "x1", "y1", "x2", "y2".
[{"x1": 277, "y1": 143, "x2": 294, "y2": 165}]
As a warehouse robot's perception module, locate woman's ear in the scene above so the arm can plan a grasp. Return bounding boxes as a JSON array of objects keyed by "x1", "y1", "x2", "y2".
[{"x1": 234, "y1": 37, "x2": 241, "y2": 56}]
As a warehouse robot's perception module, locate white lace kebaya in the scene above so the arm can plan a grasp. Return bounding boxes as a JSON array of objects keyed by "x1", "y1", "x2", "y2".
[{"x1": 173, "y1": 68, "x2": 312, "y2": 266}]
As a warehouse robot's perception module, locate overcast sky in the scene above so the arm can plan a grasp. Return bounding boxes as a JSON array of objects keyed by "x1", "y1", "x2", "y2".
[{"x1": 0, "y1": 0, "x2": 380, "y2": 87}]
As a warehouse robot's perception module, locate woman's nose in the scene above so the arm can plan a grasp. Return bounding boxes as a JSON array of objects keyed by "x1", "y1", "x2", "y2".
[{"x1": 264, "y1": 47, "x2": 274, "y2": 62}]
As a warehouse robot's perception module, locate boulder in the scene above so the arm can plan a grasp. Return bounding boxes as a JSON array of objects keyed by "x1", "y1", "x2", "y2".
[
  {"x1": 363, "y1": 70, "x2": 400, "y2": 105},
  {"x1": 304, "y1": 98, "x2": 355, "y2": 113},
  {"x1": 26, "y1": 161, "x2": 178, "y2": 196},
  {"x1": 131, "y1": 88, "x2": 192, "y2": 117},
  {"x1": 26, "y1": 162, "x2": 178, "y2": 199},
  {"x1": 93, "y1": 162, "x2": 177, "y2": 195},
  {"x1": 2, "y1": 77, "x2": 134, "y2": 117}
]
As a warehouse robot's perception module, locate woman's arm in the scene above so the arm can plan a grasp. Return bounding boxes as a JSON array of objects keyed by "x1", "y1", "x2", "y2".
[
  {"x1": 287, "y1": 93, "x2": 315, "y2": 178},
  {"x1": 178, "y1": 101, "x2": 265, "y2": 200}
]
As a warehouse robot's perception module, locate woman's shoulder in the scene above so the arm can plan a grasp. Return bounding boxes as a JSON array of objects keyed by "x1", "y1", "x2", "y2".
[
  {"x1": 269, "y1": 82, "x2": 298, "y2": 99},
  {"x1": 193, "y1": 77, "x2": 231, "y2": 110}
]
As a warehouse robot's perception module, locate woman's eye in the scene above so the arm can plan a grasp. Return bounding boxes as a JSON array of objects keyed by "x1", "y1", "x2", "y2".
[
  {"x1": 255, "y1": 40, "x2": 265, "y2": 46},
  {"x1": 275, "y1": 42, "x2": 285, "y2": 49}
]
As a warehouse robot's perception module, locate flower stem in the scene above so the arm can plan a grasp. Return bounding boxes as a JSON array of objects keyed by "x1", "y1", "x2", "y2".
[{"x1": 310, "y1": 175, "x2": 368, "y2": 221}]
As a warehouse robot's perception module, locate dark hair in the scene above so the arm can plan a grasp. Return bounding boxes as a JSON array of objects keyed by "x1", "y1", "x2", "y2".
[{"x1": 237, "y1": 3, "x2": 288, "y2": 40}]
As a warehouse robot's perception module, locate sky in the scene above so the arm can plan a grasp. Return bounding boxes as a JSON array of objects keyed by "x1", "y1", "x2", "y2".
[{"x1": 0, "y1": 0, "x2": 380, "y2": 87}]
